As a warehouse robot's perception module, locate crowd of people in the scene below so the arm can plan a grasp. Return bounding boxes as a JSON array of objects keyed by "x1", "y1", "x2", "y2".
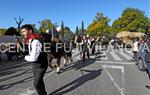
[
  {"x1": 1, "y1": 24, "x2": 150, "y2": 95},
  {"x1": 20, "y1": 24, "x2": 97, "y2": 95}
]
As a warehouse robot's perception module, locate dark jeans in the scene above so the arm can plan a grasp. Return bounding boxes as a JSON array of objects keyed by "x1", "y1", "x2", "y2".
[
  {"x1": 83, "y1": 51, "x2": 90, "y2": 61},
  {"x1": 32, "y1": 54, "x2": 48, "y2": 95}
]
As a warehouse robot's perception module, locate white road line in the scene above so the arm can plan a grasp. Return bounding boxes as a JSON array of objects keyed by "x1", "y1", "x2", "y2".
[
  {"x1": 19, "y1": 89, "x2": 36, "y2": 95},
  {"x1": 109, "y1": 51, "x2": 122, "y2": 61},
  {"x1": 102, "y1": 65, "x2": 125, "y2": 95},
  {"x1": 125, "y1": 50, "x2": 133, "y2": 55},
  {"x1": 118, "y1": 51, "x2": 132, "y2": 60},
  {"x1": 96, "y1": 60, "x2": 135, "y2": 65},
  {"x1": 102, "y1": 51, "x2": 108, "y2": 60}
]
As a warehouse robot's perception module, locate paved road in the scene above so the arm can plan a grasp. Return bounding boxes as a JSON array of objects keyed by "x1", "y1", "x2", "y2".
[{"x1": 0, "y1": 47, "x2": 150, "y2": 95}]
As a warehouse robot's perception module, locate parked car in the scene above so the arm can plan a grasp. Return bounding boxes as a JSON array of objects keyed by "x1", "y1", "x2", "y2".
[{"x1": 136, "y1": 43, "x2": 147, "y2": 71}]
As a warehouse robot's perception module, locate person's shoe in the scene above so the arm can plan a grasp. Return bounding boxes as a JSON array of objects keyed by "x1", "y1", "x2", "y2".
[
  {"x1": 131, "y1": 58, "x2": 135, "y2": 61},
  {"x1": 71, "y1": 58, "x2": 73, "y2": 62},
  {"x1": 56, "y1": 67, "x2": 60, "y2": 73}
]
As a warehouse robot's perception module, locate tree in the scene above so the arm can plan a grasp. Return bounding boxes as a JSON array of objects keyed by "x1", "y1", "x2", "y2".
[
  {"x1": 81, "y1": 21, "x2": 85, "y2": 35},
  {"x1": 61, "y1": 21, "x2": 64, "y2": 38},
  {"x1": 87, "y1": 12, "x2": 110, "y2": 36},
  {"x1": 112, "y1": 7, "x2": 150, "y2": 33},
  {"x1": 31, "y1": 24, "x2": 40, "y2": 34},
  {"x1": 63, "y1": 26, "x2": 74, "y2": 40},
  {"x1": 39, "y1": 19, "x2": 55, "y2": 33},
  {"x1": 0, "y1": 28, "x2": 6, "y2": 35},
  {"x1": 4, "y1": 27, "x2": 20, "y2": 36},
  {"x1": 14, "y1": 17, "x2": 24, "y2": 32},
  {"x1": 75, "y1": 26, "x2": 79, "y2": 35}
]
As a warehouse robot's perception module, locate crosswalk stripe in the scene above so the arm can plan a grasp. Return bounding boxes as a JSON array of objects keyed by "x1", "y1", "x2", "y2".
[
  {"x1": 109, "y1": 51, "x2": 122, "y2": 61},
  {"x1": 72, "y1": 47, "x2": 133, "y2": 62},
  {"x1": 103, "y1": 51, "x2": 108, "y2": 60},
  {"x1": 124, "y1": 50, "x2": 133, "y2": 56},
  {"x1": 96, "y1": 61, "x2": 134, "y2": 65},
  {"x1": 118, "y1": 51, "x2": 132, "y2": 61}
]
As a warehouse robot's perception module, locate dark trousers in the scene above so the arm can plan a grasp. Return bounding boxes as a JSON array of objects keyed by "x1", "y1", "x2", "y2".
[
  {"x1": 83, "y1": 51, "x2": 90, "y2": 60},
  {"x1": 82, "y1": 44, "x2": 90, "y2": 60},
  {"x1": 32, "y1": 56, "x2": 48, "y2": 95}
]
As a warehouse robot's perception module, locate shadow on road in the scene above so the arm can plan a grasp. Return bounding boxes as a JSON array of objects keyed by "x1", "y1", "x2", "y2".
[
  {"x1": 0, "y1": 62, "x2": 31, "y2": 77},
  {"x1": 145, "y1": 85, "x2": 150, "y2": 89},
  {"x1": 48, "y1": 69, "x2": 102, "y2": 95},
  {"x1": 0, "y1": 69, "x2": 33, "y2": 82},
  {"x1": 0, "y1": 76, "x2": 33, "y2": 90},
  {"x1": 0, "y1": 61, "x2": 32, "y2": 82},
  {"x1": 59, "y1": 58, "x2": 96, "y2": 74}
]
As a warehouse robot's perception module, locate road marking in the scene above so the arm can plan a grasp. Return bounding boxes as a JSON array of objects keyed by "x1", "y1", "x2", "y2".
[
  {"x1": 102, "y1": 65, "x2": 125, "y2": 95},
  {"x1": 101, "y1": 51, "x2": 108, "y2": 60},
  {"x1": 19, "y1": 89, "x2": 36, "y2": 95},
  {"x1": 118, "y1": 51, "x2": 132, "y2": 61},
  {"x1": 96, "y1": 60, "x2": 135, "y2": 65},
  {"x1": 125, "y1": 50, "x2": 133, "y2": 55},
  {"x1": 109, "y1": 51, "x2": 122, "y2": 61}
]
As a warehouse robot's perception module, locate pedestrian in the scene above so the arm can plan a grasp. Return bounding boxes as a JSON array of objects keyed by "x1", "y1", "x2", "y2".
[
  {"x1": 21, "y1": 24, "x2": 48, "y2": 95},
  {"x1": 132, "y1": 38, "x2": 139, "y2": 61},
  {"x1": 81, "y1": 35, "x2": 91, "y2": 61},
  {"x1": 90, "y1": 36, "x2": 95, "y2": 55},
  {"x1": 77, "y1": 35, "x2": 82, "y2": 51},
  {"x1": 113, "y1": 37, "x2": 118, "y2": 50}
]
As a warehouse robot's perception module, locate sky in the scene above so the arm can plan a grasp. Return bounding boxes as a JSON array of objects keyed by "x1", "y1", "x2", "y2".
[{"x1": 0, "y1": 0, "x2": 149, "y2": 32}]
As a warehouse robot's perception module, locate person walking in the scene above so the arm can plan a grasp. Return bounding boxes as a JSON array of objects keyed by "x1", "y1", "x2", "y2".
[
  {"x1": 81, "y1": 35, "x2": 91, "y2": 61},
  {"x1": 90, "y1": 36, "x2": 95, "y2": 55},
  {"x1": 132, "y1": 38, "x2": 139, "y2": 61},
  {"x1": 21, "y1": 24, "x2": 48, "y2": 95}
]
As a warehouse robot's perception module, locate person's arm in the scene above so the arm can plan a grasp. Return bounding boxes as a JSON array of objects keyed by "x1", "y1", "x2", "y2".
[
  {"x1": 25, "y1": 40, "x2": 42, "y2": 62},
  {"x1": 88, "y1": 39, "x2": 91, "y2": 46}
]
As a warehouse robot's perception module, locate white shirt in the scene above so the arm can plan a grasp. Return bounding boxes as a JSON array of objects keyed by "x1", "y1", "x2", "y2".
[
  {"x1": 81, "y1": 39, "x2": 91, "y2": 46},
  {"x1": 25, "y1": 39, "x2": 42, "y2": 62},
  {"x1": 133, "y1": 41, "x2": 139, "y2": 52}
]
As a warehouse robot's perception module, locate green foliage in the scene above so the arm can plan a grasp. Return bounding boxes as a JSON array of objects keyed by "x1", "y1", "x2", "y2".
[
  {"x1": 87, "y1": 12, "x2": 110, "y2": 36},
  {"x1": 81, "y1": 21, "x2": 85, "y2": 35},
  {"x1": 111, "y1": 7, "x2": 150, "y2": 33},
  {"x1": 31, "y1": 24, "x2": 41, "y2": 34},
  {"x1": 75, "y1": 26, "x2": 79, "y2": 35},
  {"x1": 4, "y1": 27, "x2": 20, "y2": 36},
  {"x1": 0, "y1": 28, "x2": 6, "y2": 35},
  {"x1": 61, "y1": 21, "x2": 65, "y2": 37},
  {"x1": 63, "y1": 26, "x2": 74, "y2": 40},
  {"x1": 39, "y1": 19, "x2": 55, "y2": 33}
]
